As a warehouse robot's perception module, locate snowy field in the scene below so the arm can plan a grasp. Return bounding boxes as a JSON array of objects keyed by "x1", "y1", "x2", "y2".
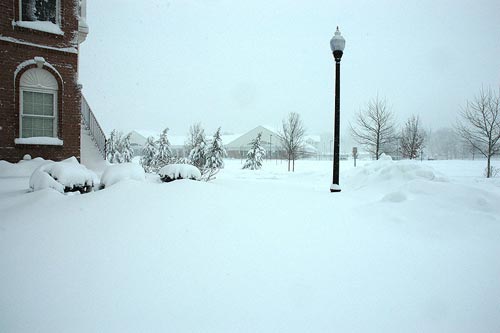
[{"x1": 1, "y1": 157, "x2": 500, "y2": 332}]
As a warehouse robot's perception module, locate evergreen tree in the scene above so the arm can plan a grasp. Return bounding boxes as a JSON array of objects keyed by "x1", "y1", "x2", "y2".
[
  {"x1": 140, "y1": 136, "x2": 158, "y2": 172},
  {"x1": 243, "y1": 132, "x2": 266, "y2": 170},
  {"x1": 106, "y1": 129, "x2": 123, "y2": 163},
  {"x1": 156, "y1": 127, "x2": 172, "y2": 168},
  {"x1": 189, "y1": 127, "x2": 207, "y2": 171},
  {"x1": 121, "y1": 132, "x2": 134, "y2": 163},
  {"x1": 204, "y1": 127, "x2": 227, "y2": 180}
]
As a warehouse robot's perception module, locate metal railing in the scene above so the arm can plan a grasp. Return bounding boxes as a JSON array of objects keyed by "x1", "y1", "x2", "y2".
[{"x1": 81, "y1": 95, "x2": 107, "y2": 159}]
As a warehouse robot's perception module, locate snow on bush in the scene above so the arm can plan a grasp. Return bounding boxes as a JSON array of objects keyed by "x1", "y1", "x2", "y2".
[
  {"x1": 101, "y1": 163, "x2": 145, "y2": 188},
  {"x1": 29, "y1": 157, "x2": 97, "y2": 193},
  {"x1": 158, "y1": 164, "x2": 201, "y2": 182}
]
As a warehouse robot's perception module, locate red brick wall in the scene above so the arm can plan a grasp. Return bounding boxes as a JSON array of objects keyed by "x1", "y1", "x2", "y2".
[
  {"x1": 0, "y1": 0, "x2": 79, "y2": 49},
  {"x1": 0, "y1": 0, "x2": 81, "y2": 162}
]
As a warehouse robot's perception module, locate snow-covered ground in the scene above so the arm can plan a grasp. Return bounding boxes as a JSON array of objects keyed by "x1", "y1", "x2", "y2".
[{"x1": 1, "y1": 157, "x2": 499, "y2": 332}]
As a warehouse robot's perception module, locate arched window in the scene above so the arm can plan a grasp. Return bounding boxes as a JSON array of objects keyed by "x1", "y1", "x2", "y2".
[{"x1": 19, "y1": 68, "x2": 59, "y2": 138}]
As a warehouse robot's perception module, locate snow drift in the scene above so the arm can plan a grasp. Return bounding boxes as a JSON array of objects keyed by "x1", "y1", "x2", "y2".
[{"x1": 1, "y1": 158, "x2": 499, "y2": 332}]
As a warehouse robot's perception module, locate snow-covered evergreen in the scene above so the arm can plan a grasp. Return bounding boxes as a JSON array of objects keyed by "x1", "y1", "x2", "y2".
[
  {"x1": 188, "y1": 128, "x2": 207, "y2": 171},
  {"x1": 204, "y1": 127, "x2": 227, "y2": 181},
  {"x1": 140, "y1": 136, "x2": 158, "y2": 173},
  {"x1": 121, "y1": 132, "x2": 134, "y2": 163},
  {"x1": 106, "y1": 130, "x2": 123, "y2": 163},
  {"x1": 106, "y1": 130, "x2": 133, "y2": 163},
  {"x1": 243, "y1": 132, "x2": 266, "y2": 170},
  {"x1": 156, "y1": 128, "x2": 172, "y2": 169}
]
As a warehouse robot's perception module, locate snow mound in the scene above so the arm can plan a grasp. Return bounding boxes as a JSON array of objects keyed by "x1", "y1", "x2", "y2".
[
  {"x1": 101, "y1": 163, "x2": 145, "y2": 188},
  {"x1": 349, "y1": 158, "x2": 448, "y2": 191},
  {"x1": 29, "y1": 157, "x2": 97, "y2": 193},
  {"x1": 0, "y1": 157, "x2": 52, "y2": 178},
  {"x1": 158, "y1": 164, "x2": 201, "y2": 182}
]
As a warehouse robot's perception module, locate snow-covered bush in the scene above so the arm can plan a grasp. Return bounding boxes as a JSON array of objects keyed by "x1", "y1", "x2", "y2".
[
  {"x1": 158, "y1": 164, "x2": 201, "y2": 182},
  {"x1": 29, "y1": 157, "x2": 97, "y2": 193},
  {"x1": 101, "y1": 163, "x2": 145, "y2": 188}
]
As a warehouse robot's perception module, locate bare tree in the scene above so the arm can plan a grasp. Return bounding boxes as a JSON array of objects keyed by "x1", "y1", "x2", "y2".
[
  {"x1": 400, "y1": 115, "x2": 425, "y2": 159},
  {"x1": 350, "y1": 96, "x2": 397, "y2": 160},
  {"x1": 185, "y1": 123, "x2": 204, "y2": 154},
  {"x1": 278, "y1": 112, "x2": 305, "y2": 172},
  {"x1": 456, "y1": 87, "x2": 500, "y2": 178}
]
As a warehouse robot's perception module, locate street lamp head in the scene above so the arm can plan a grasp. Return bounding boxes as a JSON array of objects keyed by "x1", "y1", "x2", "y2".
[{"x1": 330, "y1": 26, "x2": 345, "y2": 62}]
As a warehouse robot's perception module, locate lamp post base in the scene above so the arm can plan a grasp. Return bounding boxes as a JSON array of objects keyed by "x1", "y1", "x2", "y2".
[{"x1": 330, "y1": 184, "x2": 341, "y2": 193}]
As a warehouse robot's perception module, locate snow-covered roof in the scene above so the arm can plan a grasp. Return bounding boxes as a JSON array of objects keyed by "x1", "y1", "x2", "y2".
[
  {"x1": 304, "y1": 135, "x2": 321, "y2": 143},
  {"x1": 131, "y1": 130, "x2": 158, "y2": 140}
]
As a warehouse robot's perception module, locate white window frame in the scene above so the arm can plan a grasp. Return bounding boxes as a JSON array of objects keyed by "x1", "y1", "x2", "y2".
[
  {"x1": 18, "y1": 66, "x2": 60, "y2": 140},
  {"x1": 20, "y1": 88, "x2": 58, "y2": 138},
  {"x1": 19, "y1": 0, "x2": 61, "y2": 26}
]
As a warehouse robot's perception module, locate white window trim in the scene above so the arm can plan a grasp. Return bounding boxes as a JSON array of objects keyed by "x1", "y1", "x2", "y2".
[
  {"x1": 17, "y1": 0, "x2": 62, "y2": 35},
  {"x1": 19, "y1": 87, "x2": 58, "y2": 139}
]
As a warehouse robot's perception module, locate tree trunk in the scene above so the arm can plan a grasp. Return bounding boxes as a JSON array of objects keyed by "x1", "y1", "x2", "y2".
[{"x1": 487, "y1": 155, "x2": 491, "y2": 178}]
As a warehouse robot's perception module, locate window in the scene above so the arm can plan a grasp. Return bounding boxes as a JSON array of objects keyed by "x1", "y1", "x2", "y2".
[
  {"x1": 19, "y1": 68, "x2": 59, "y2": 138},
  {"x1": 21, "y1": 0, "x2": 58, "y2": 24}
]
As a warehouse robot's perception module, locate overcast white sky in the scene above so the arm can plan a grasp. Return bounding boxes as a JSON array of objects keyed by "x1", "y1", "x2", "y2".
[{"x1": 80, "y1": 0, "x2": 500, "y2": 136}]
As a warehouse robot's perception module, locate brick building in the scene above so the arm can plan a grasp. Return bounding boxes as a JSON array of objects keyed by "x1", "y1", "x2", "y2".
[{"x1": 0, "y1": 0, "x2": 89, "y2": 162}]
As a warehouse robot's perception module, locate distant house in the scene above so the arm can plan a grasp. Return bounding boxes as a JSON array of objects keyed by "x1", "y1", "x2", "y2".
[
  {"x1": 0, "y1": 0, "x2": 105, "y2": 163},
  {"x1": 225, "y1": 126, "x2": 277, "y2": 159},
  {"x1": 303, "y1": 135, "x2": 320, "y2": 157}
]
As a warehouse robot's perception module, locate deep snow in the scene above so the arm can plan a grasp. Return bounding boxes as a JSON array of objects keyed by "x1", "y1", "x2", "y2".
[{"x1": 0, "y1": 157, "x2": 499, "y2": 332}]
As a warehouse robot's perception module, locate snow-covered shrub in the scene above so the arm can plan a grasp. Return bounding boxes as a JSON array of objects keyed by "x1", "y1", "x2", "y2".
[
  {"x1": 158, "y1": 164, "x2": 201, "y2": 182},
  {"x1": 29, "y1": 157, "x2": 96, "y2": 193},
  {"x1": 101, "y1": 163, "x2": 145, "y2": 188},
  {"x1": 30, "y1": 168, "x2": 65, "y2": 193}
]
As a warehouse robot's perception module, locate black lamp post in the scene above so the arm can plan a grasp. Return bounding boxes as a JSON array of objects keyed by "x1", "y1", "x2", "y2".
[{"x1": 330, "y1": 26, "x2": 345, "y2": 193}]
